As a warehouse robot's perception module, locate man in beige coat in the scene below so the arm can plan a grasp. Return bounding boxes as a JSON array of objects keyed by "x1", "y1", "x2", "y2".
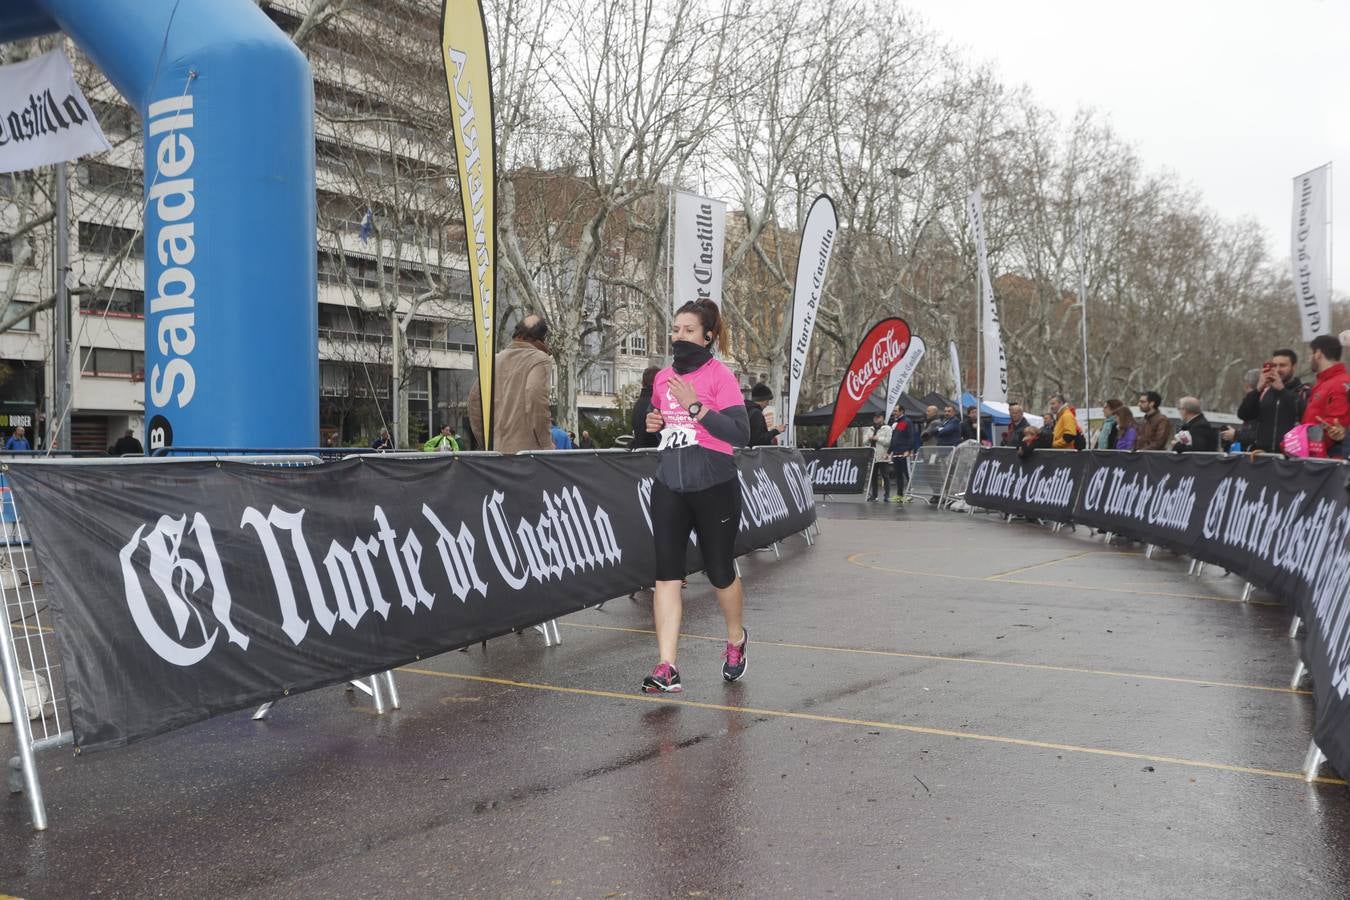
[{"x1": 468, "y1": 314, "x2": 554, "y2": 454}]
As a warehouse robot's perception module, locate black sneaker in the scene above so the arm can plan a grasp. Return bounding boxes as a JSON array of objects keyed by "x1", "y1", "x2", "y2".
[
  {"x1": 722, "y1": 628, "x2": 748, "y2": 682},
  {"x1": 642, "y1": 661, "x2": 683, "y2": 693}
]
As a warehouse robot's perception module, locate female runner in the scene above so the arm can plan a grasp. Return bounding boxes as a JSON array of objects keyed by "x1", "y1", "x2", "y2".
[{"x1": 642, "y1": 299, "x2": 750, "y2": 692}]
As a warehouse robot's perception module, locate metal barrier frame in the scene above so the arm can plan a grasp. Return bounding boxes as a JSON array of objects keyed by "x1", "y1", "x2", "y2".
[{"x1": 904, "y1": 444, "x2": 959, "y2": 503}]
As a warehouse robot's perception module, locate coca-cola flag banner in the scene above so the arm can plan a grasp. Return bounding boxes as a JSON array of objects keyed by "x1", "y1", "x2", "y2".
[
  {"x1": 797, "y1": 447, "x2": 874, "y2": 494},
  {"x1": 827, "y1": 317, "x2": 912, "y2": 447},
  {"x1": 441, "y1": 0, "x2": 498, "y2": 446},
  {"x1": 965, "y1": 447, "x2": 1350, "y2": 780},
  {"x1": 7, "y1": 449, "x2": 815, "y2": 751},
  {"x1": 966, "y1": 188, "x2": 1008, "y2": 402},
  {"x1": 0, "y1": 50, "x2": 109, "y2": 173},
  {"x1": 786, "y1": 195, "x2": 838, "y2": 444},
  {"x1": 885, "y1": 335, "x2": 926, "y2": 418},
  {"x1": 672, "y1": 191, "x2": 727, "y2": 310},
  {"x1": 1291, "y1": 164, "x2": 1332, "y2": 341}
]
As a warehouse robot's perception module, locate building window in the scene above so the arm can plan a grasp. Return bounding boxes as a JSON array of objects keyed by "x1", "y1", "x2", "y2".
[
  {"x1": 621, "y1": 331, "x2": 648, "y2": 356},
  {"x1": 79, "y1": 287, "x2": 145, "y2": 318},
  {"x1": 78, "y1": 222, "x2": 143, "y2": 259},
  {"x1": 583, "y1": 366, "x2": 614, "y2": 396},
  {"x1": 4, "y1": 300, "x2": 35, "y2": 332},
  {"x1": 80, "y1": 346, "x2": 145, "y2": 379},
  {"x1": 81, "y1": 161, "x2": 141, "y2": 199}
]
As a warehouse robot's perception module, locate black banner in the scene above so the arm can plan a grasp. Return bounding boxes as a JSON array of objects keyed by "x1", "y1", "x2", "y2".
[
  {"x1": 965, "y1": 447, "x2": 1083, "y2": 522},
  {"x1": 7, "y1": 448, "x2": 815, "y2": 751},
  {"x1": 967, "y1": 447, "x2": 1350, "y2": 778},
  {"x1": 798, "y1": 447, "x2": 874, "y2": 494}
]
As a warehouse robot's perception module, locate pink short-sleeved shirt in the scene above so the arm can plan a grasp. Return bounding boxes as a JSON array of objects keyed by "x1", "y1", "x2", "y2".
[{"x1": 652, "y1": 358, "x2": 743, "y2": 456}]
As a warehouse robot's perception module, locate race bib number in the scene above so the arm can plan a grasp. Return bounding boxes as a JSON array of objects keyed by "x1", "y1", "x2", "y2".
[{"x1": 658, "y1": 425, "x2": 698, "y2": 451}]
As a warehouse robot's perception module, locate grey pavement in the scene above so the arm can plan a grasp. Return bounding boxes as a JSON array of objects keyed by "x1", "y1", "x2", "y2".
[{"x1": 3, "y1": 501, "x2": 1349, "y2": 899}]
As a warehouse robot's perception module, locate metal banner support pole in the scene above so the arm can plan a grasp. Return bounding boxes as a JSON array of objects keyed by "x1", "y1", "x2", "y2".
[
  {"x1": 1290, "y1": 615, "x2": 1304, "y2": 639},
  {"x1": 1291, "y1": 660, "x2": 1308, "y2": 690},
  {"x1": 1304, "y1": 741, "x2": 1328, "y2": 782},
  {"x1": 1, "y1": 601, "x2": 47, "y2": 830}
]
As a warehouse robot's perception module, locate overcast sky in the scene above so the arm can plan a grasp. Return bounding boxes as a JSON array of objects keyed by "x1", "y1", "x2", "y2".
[{"x1": 909, "y1": 0, "x2": 1347, "y2": 291}]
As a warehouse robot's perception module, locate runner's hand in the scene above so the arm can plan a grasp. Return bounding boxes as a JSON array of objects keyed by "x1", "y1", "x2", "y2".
[
  {"x1": 668, "y1": 375, "x2": 699, "y2": 409},
  {"x1": 646, "y1": 408, "x2": 665, "y2": 433}
]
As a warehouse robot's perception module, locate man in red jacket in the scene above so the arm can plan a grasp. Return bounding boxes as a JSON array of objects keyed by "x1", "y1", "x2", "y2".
[{"x1": 1302, "y1": 334, "x2": 1350, "y2": 456}]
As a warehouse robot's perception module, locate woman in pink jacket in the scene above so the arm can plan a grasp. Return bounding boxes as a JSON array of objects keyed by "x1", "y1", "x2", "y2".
[{"x1": 642, "y1": 299, "x2": 751, "y2": 693}]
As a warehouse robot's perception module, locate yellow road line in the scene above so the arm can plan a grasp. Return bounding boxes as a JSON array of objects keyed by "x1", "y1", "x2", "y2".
[
  {"x1": 985, "y1": 549, "x2": 1104, "y2": 580},
  {"x1": 562, "y1": 622, "x2": 1310, "y2": 696},
  {"x1": 399, "y1": 667, "x2": 1344, "y2": 786},
  {"x1": 847, "y1": 553, "x2": 1283, "y2": 607}
]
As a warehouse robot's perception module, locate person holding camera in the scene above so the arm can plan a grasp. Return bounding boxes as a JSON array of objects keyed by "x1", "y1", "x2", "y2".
[{"x1": 1234, "y1": 348, "x2": 1307, "y2": 452}]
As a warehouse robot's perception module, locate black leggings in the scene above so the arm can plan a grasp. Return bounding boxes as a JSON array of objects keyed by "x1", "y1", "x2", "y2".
[{"x1": 651, "y1": 478, "x2": 742, "y2": 589}]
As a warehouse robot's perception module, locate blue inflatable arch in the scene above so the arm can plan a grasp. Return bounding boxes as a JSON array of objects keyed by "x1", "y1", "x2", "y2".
[{"x1": 2, "y1": 0, "x2": 318, "y2": 450}]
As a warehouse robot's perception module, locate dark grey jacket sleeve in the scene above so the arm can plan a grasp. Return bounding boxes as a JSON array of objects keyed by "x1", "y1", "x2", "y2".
[{"x1": 700, "y1": 404, "x2": 750, "y2": 447}]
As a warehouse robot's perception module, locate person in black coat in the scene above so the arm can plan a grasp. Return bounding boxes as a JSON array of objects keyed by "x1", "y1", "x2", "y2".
[
  {"x1": 1234, "y1": 349, "x2": 1306, "y2": 452},
  {"x1": 630, "y1": 365, "x2": 662, "y2": 449},
  {"x1": 1173, "y1": 397, "x2": 1219, "y2": 453},
  {"x1": 745, "y1": 382, "x2": 782, "y2": 446}
]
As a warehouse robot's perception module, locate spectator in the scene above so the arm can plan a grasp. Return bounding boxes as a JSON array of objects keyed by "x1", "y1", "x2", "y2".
[
  {"x1": 423, "y1": 424, "x2": 461, "y2": 452},
  {"x1": 960, "y1": 405, "x2": 992, "y2": 444},
  {"x1": 745, "y1": 383, "x2": 783, "y2": 447},
  {"x1": 578, "y1": 430, "x2": 595, "y2": 449},
  {"x1": 1220, "y1": 369, "x2": 1262, "y2": 451},
  {"x1": 325, "y1": 432, "x2": 340, "y2": 448},
  {"x1": 1172, "y1": 397, "x2": 1218, "y2": 452},
  {"x1": 933, "y1": 404, "x2": 961, "y2": 447},
  {"x1": 111, "y1": 429, "x2": 144, "y2": 456},
  {"x1": 5, "y1": 426, "x2": 30, "y2": 452},
  {"x1": 865, "y1": 412, "x2": 893, "y2": 501},
  {"x1": 920, "y1": 405, "x2": 941, "y2": 445},
  {"x1": 550, "y1": 417, "x2": 575, "y2": 449},
  {"x1": 1047, "y1": 393, "x2": 1081, "y2": 449},
  {"x1": 1113, "y1": 403, "x2": 1139, "y2": 451},
  {"x1": 1302, "y1": 334, "x2": 1350, "y2": 456},
  {"x1": 762, "y1": 406, "x2": 781, "y2": 444},
  {"x1": 1135, "y1": 390, "x2": 1174, "y2": 451},
  {"x1": 469, "y1": 313, "x2": 554, "y2": 454},
  {"x1": 1235, "y1": 349, "x2": 1306, "y2": 452},
  {"x1": 1001, "y1": 402, "x2": 1030, "y2": 446},
  {"x1": 1016, "y1": 425, "x2": 1041, "y2": 460},
  {"x1": 1096, "y1": 399, "x2": 1123, "y2": 449},
  {"x1": 371, "y1": 427, "x2": 393, "y2": 451},
  {"x1": 630, "y1": 366, "x2": 661, "y2": 449},
  {"x1": 889, "y1": 415, "x2": 920, "y2": 501}
]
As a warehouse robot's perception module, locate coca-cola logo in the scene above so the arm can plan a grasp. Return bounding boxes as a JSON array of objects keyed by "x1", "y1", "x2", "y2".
[{"x1": 845, "y1": 329, "x2": 906, "y2": 402}]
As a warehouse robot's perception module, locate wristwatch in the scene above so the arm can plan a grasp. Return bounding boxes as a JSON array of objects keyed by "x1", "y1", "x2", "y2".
[{"x1": 686, "y1": 401, "x2": 704, "y2": 417}]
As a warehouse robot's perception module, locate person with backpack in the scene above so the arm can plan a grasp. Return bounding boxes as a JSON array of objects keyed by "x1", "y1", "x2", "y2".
[
  {"x1": 423, "y1": 424, "x2": 461, "y2": 452},
  {"x1": 1047, "y1": 393, "x2": 1083, "y2": 450}
]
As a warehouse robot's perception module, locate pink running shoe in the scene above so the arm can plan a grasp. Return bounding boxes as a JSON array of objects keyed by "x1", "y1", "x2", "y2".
[
  {"x1": 722, "y1": 628, "x2": 748, "y2": 682},
  {"x1": 642, "y1": 661, "x2": 683, "y2": 693}
]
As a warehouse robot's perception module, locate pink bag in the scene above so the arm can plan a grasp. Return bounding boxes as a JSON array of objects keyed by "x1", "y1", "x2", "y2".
[{"x1": 1281, "y1": 423, "x2": 1326, "y2": 458}]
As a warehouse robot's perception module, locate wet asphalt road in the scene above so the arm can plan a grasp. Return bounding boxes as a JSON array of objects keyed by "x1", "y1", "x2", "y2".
[{"x1": 3, "y1": 501, "x2": 1350, "y2": 899}]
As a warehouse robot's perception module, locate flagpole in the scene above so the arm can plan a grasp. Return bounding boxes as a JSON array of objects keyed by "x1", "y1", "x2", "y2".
[
  {"x1": 1076, "y1": 200, "x2": 1090, "y2": 425},
  {"x1": 974, "y1": 192, "x2": 983, "y2": 435}
]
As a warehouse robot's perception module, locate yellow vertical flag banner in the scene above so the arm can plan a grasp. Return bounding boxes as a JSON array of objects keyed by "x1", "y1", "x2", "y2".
[{"x1": 441, "y1": 0, "x2": 496, "y2": 448}]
